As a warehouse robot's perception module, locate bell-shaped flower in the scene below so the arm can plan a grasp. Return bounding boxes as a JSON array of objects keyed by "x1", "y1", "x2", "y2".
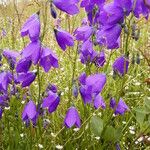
[
  {"x1": 79, "y1": 40, "x2": 97, "y2": 64},
  {"x1": 53, "y1": 0, "x2": 79, "y2": 15},
  {"x1": 16, "y1": 58, "x2": 32, "y2": 73},
  {"x1": 133, "y1": 0, "x2": 150, "y2": 19},
  {"x1": 74, "y1": 26, "x2": 93, "y2": 41},
  {"x1": 79, "y1": 73, "x2": 106, "y2": 104},
  {"x1": 94, "y1": 51, "x2": 106, "y2": 67},
  {"x1": 0, "y1": 71, "x2": 12, "y2": 92},
  {"x1": 22, "y1": 100, "x2": 38, "y2": 126},
  {"x1": 54, "y1": 28, "x2": 74, "y2": 51},
  {"x1": 115, "y1": 98, "x2": 129, "y2": 115},
  {"x1": 112, "y1": 56, "x2": 129, "y2": 76},
  {"x1": 40, "y1": 47, "x2": 59, "y2": 72},
  {"x1": 17, "y1": 71, "x2": 36, "y2": 88},
  {"x1": 64, "y1": 106, "x2": 81, "y2": 128},
  {"x1": 94, "y1": 95, "x2": 106, "y2": 109},
  {"x1": 21, "y1": 13, "x2": 40, "y2": 41},
  {"x1": 21, "y1": 40, "x2": 41, "y2": 65},
  {"x1": 42, "y1": 90, "x2": 60, "y2": 113}
]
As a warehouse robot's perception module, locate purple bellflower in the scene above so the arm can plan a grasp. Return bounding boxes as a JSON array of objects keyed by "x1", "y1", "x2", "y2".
[
  {"x1": 17, "y1": 71, "x2": 36, "y2": 88},
  {"x1": 40, "y1": 47, "x2": 59, "y2": 72},
  {"x1": 42, "y1": 90, "x2": 60, "y2": 113},
  {"x1": 94, "y1": 50, "x2": 106, "y2": 67},
  {"x1": 110, "y1": 98, "x2": 129, "y2": 115},
  {"x1": 94, "y1": 94, "x2": 106, "y2": 109},
  {"x1": 54, "y1": 28, "x2": 74, "y2": 51},
  {"x1": 74, "y1": 26, "x2": 93, "y2": 41},
  {"x1": 53, "y1": 0, "x2": 79, "y2": 15},
  {"x1": 64, "y1": 106, "x2": 81, "y2": 128},
  {"x1": 79, "y1": 39, "x2": 97, "y2": 64},
  {"x1": 21, "y1": 12, "x2": 40, "y2": 41},
  {"x1": 21, "y1": 40, "x2": 41, "y2": 65},
  {"x1": 3, "y1": 49, "x2": 20, "y2": 68},
  {"x1": 22, "y1": 100, "x2": 38, "y2": 126},
  {"x1": 79, "y1": 73, "x2": 106, "y2": 104},
  {"x1": 16, "y1": 58, "x2": 32, "y2": 73},
  {"x1": 115, "y1": 98, "x2": 129, "y2": 115},
  {"x1": 0, "y1": 71, "x2": 12, "y2": 92},
  {"x1": 112, "y1": 56, "x2": 129, "y2": 76},
  {"x1": 134, "y1": 0, "x2": 150, "y2": 19}
]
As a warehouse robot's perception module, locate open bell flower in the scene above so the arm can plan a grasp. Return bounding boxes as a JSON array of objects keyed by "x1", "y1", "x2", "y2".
[
  {"x1": 16, "y1": 58, "x2": 32, "y2": 73},
  {"x1": 42, "y1": 90, "x2": 60, "y2": 113},
  {"x1": 21, "y1": 12, "x2": 40, "y2": 41},
  {"x1": 17, "y1": 71, "x2": 36, "y2": 88},
  {"x1": 94, "y1": 95, "x2": 106, "y2": 109},
  {"x1": 64, "y1": 106, "x2": 81, "y2": 128},
  {"x1": 21, "y1": 40, "x2": 41, "y2": 65},
  {"x1": 112, "y1": 56, "x2": 129, "y2": 76},
  {"x1": 22, "y1": 100, "x2": 38, "y2": 126},
  {"x1": 79, "y1": 73, "x2": 106, "y2": 104},
  {"x1": 53, "y1": 0, "x2": 79, "y2": 15},
  {"x1": 40, "y1": 47, "x2": 59, "y2": 72},
  {"x1": 54, "y1": 28, "x2": 74, "y2": 51}
]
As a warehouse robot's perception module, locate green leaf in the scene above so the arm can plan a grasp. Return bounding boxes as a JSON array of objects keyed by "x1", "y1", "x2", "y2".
[
  {"x1": 134, "y1": 107, "x2": 150, "y2": 114},
  {"x1": 104, "y1": 126, "x2": 122, "y2": 142},
  {"x1": 144, "y1": 99, "x2": 150, "y2": 110},
  {"x1": 103, "y1": 126, "x2": 115, "y2": 141},
  {"x1": 90, "y1": 116, "x2": 103, "y2": 136}
]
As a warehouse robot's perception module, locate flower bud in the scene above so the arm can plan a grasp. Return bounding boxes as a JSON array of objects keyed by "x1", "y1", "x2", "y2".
[{"x1": 50, "y1": 3, "x2": 57, "y2": 19}]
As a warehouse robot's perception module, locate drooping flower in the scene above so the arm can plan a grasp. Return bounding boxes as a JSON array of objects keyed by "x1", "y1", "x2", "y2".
[
  {"x1": 133, "y1": 0, "x2": 150, "y2": 19},
  {"x1": 0, "y1": 71, "x2": 12, "y2": 92},
  {"x1": 115, "y1": 98, "x2": 129, "y2": 115},
  {"x1": 21, "y1": 12, "x2": 40, "y2": 41},
  {"x1": 112, "y1": 56, "x2": 129, "y2": 76},
  {"x1": 17, "y1": 71, "x2": 36, "y2": 88},
  {"x1": 79, "y1": 73, "x2": 106, "y2": 104},
  {"x1": 46, "y1": 83, "x2": 58, "y2": 93},
  {"x1": 53, "y1": 0, "x2": 79, "y2": 15},
  {"x1": 16, "y1": 58, "x2": 32, "y2": 73},
  {"x1": 79, "y1": 39, "x2": 97, "y2": 64},
  {"x1": 40, "y1": 47, "x2": 59, "y2": 72},
  {"x1": 3, "y1": 49, "x2": 20, "y2": 68},
  {"x1": 54, "y1": 28, "x2": 74, "y2": 51},
  {"x1": 50, "y1": 3, "x2": 57, "y2": 19},
  {"x1": 21, "y1": 40, "x2": 41, "y2": 65},
  {"x1": 110, "y1": 98, "x2": 129, "y2": 115},
  {"x1": 42, "y1": 90, "x2": 60, "y2": 113},
  {"x1": 64, "y1": 106, "x2": 81, "y2": 128},
  {"x1": 94, "y1": 94, "x2": 106, "y2": 109},
  {"x1": 74, "y1": 26, "x2": 93, "y2": 41},
  {"x1": 96, "y1": 24, "x2": 122, "y2": 49},
  {"x1": 110, "y1": 97, "x2": 116, "y2": 109},
  {"x1": 94, "y1": 50, "x2": 106, "y2": 67},
  {"x1": 22, "y1": 100, "x2": 38, "y2": 126}
]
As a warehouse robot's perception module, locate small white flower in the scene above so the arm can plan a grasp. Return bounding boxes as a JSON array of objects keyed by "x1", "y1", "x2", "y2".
[
  {"x1": 129, "y1": 126, "x2": 135, "y2": 131},
  {"x1": 137, "y1": 136, "x2": 144, "y2": 142},
  {"x1": 38, "y1": 144, "x2": 43, "y2": 149},
  {"x1": 135, "y1": 141, "x2": 138, "y2": 145},
  {"x1": 5, "y1": 107, "x2": 10, "y2": 110},
  {"x1": 51, "y1": 133, "x2": 56, "y2": 137},
  {"x1": 129, "y1": 130, "x2": 135, "y2": 135},
  {"x1": 122, "y1": 121, "x2": 126, "y2": 124},
  {"x1": 21, "y1": 101, "x2": 25, "y2": 104},
  {"x1": 56, "y1": 145, "x2": 63, "y2": 149},
  {"x1": 147, "y1": 137, "x2": 150, "y2": 141},
  {"x1": 61, "y1": 92, "x2": 64, "y2": 96},
  {"x1": 73, "y1": 128, "x2": 80, "y2": 132},
  {"x1": 95, "y1": 136, "x2": 100, "y2": 140},
  {"x1": 20, "y1": 133, "x2": 24, "y2": 138}
]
